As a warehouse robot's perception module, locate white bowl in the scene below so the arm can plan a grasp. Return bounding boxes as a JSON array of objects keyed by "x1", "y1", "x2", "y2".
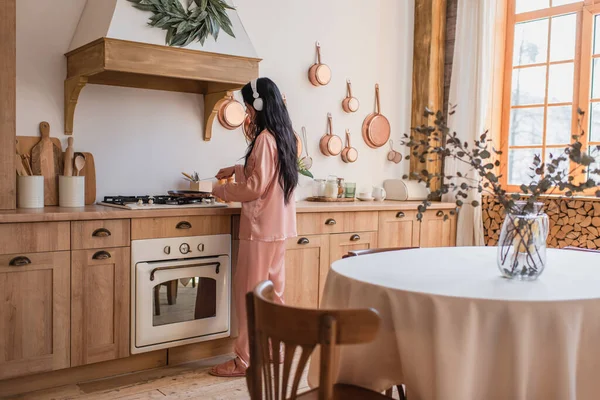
[{"x1": 357, "y1": 193, "x2": 374, "y2": 201}]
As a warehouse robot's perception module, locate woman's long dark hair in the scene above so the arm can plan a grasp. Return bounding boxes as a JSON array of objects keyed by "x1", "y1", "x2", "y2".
[{"x1": 241, "y1": 78, "x2": 298, "y2": 204}]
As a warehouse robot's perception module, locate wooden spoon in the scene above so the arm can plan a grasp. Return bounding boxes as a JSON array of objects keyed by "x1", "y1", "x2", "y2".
[{"x1": 74, "y1": 154, "x2": 86, "y2": 177}]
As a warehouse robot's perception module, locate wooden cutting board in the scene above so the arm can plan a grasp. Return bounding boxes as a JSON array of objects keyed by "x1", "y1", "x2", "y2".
[
  {"x1": 31, "y1": 122, "x2": 63, "y2": 206},
  {"x1": 16, "y1": 136, "x2": 61, "y2": 157},
  {"x1": 79, "y1": 152, "x2": 96, "y2": 205}
]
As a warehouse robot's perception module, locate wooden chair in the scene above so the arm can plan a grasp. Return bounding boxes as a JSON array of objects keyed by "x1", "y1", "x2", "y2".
[
  {"x1": 245, "y1": 280, "x2": 391, "y2": 400},
  {"x1": 343, "y1": 247, "x2": 412, "y2": 400},
  {"x1": 343, "y1": 247, "x2": 418, "y2": 259}
]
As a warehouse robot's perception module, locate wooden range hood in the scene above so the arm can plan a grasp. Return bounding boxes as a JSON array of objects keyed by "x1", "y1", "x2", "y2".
[{"x1": 64, "y1": 37, "x2": 260, "y2": 140}]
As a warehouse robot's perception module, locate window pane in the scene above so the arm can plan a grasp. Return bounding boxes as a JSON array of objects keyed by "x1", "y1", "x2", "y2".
[
  {"x1": 511, "y1": 66, "x2": 547, "y2": 105},
  {"x1": 550, "y1": 14, "x2": 576, "y2": 62},
  {"x1": 516, "y1": 0, "x2": 549, "y2": 13},
  {"x1": 551, "y1": 0, "x2": 581, "y2": 6},
  {"x1": 509, "y1": 149, "x2": 541, "y2": 185},
  {"x1": 546, "y1": 106, "x2": 572, "y2": 145},
  {"x1": 547, "y1": 63, "x2": 574, "y2": 104},
  {"x1": 588, "y1": 146, "x2": 600, "y2": 182},
  {"x1": 591, "y1": 59, "x2": 600, "y2": 100},
  {"x1": 595, "y1": 15, "x2": 600, "y2": 55},
  {"x1": 590, "y1": 103, "x2": 600, "y2": 142},
  {"x1": 545, "y1": 148, "x2": 569, "y2": 182},
  {"x1": 513, "y1": 19, "x2": 549, "y2": 66},
  {"x1": 509, "y1": 107, "x2": 544, "y2": 146}
]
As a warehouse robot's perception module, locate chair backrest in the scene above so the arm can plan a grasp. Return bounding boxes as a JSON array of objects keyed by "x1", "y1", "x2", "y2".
[
  {"x1": 343, "y1": 247, "x2": 417, "y2": 258},
  {"x1": 246, "y1": 280, "x2": 380, "y2": 400}
]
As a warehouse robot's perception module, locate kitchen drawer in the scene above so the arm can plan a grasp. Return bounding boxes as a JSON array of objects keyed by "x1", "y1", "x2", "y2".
[
  {"x1": 296, "y1": 211, "x2": 378, "y2": 236},
  {"x1": 0, "y1": 222, "x2": 70, "y2": 255},
  {"x1": 329, "y1": 231, "x2": 378, "y2": 262},
  {"x1": 131, "y1": 216, "x2": 231, "y2": 240},
  {"x1": 71, "y1": 219, "x2": 130, "y2": 250}
]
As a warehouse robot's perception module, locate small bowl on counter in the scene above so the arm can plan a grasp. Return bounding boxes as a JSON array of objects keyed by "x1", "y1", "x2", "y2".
[{"x1": 357, "y1": 192, "x2": 374, "y2": 201}]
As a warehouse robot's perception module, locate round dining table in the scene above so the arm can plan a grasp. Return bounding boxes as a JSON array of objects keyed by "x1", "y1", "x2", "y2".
[{"x1": 306, "y1": 246, "x2": 600, "y2": 400}]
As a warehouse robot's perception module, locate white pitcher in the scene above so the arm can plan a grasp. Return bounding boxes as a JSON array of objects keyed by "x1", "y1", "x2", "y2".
[{"x1": 372, "y1": 186, "x2": 387, "y2": 201}]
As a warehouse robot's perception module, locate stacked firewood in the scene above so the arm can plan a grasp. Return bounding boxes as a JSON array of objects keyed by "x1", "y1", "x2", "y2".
[{"x1": 482, "y1": 196, "x2": 600, "y2": 249}]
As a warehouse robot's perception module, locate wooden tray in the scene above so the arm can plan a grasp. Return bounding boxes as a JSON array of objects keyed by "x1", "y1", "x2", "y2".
[{"x1": 306, "y1": 196, "x2": 356, "y2": 203}]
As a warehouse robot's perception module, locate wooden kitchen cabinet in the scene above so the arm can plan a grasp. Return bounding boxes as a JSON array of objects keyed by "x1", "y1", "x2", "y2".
[
  {"x1": 71, "y1": 247, "x2": 130, "y2": 366},
  {"x1": 420, "y1": 209, "x2": 457, "y2": 248},
  {"x1": 329, "y1": 231, "x2": 378, "y2": 263},
  {"x1": 378, "y1": 210, "x2": 421, "y2": 248},
  {"x1": 284, "y1": 234, "x2": 329, "y2": 309},
  {"x1": 0, "y1": 251, "x2": 70, "y2": 380}
]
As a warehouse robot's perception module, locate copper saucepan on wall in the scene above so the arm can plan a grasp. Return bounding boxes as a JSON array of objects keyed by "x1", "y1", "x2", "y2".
[
  {"x1": 320, "y1": 113, "x2": 343, "y2": 156},
  {"x1": 308, "y1": 42, "x2": 331, "y2": 87},
  {"x1": 341, "y1": 129, "x2": 358, "y2": 163},
  {"x1": 282, "y1": 94, "x2": 302, "y2": 157},
  {"x1": 362, "y1": 84, "x2": 391, "y2": 148},
  {"x1": 342, "y1": 79, "x2": 359, "y2": 113},
  {"x1": 387, "y1": 140, "x2": 402, "y2": 164},
  {"x1": 218, "y1": 93, "x2": 246, "y2": 130}
]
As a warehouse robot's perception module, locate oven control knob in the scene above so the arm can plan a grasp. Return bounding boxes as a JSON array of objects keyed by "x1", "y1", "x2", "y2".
[
  {"x1": 179, "y1": 243, "x2": 191, "y2": 254},
  {"x1": 197, "y1": 243, "x2": 205, "y2": 252},
  {"x1": 163, "y1": 246, "x2": 171, "y2": 255}
]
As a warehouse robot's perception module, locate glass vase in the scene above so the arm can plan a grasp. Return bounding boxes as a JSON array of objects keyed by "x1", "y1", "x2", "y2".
[{"x1": 497, "y1": 202, "x2": 549, "y2": 280}]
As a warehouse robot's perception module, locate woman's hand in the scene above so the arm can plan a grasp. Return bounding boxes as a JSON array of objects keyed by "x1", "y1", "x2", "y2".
[{"x1": 215, "y1": 166, "x2": 235, "y2": 180}]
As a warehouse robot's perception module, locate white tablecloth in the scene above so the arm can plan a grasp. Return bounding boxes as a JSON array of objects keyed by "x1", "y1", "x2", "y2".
[{"x1": 307, "y1": 247, "x2": 600, "y2": 400}]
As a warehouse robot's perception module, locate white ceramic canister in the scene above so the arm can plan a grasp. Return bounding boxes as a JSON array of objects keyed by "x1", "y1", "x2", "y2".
[
  {"x1": 17, "y1": 175, "x2": 44, "y2": 209},
  {"x1": 325, "y1": 176, "x2": 339, "y2": 199},
  {"x1": 59, "y1": 176, "x2": 85, "y2": 207}
]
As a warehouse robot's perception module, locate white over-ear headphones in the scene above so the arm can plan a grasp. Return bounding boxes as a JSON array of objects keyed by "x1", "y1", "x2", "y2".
[{"x1": 251, "y1": 79, "x2": 264, "y2": 111}]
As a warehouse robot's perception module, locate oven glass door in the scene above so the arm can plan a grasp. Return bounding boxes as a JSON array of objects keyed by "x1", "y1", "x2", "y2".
[{"x1": 134, "y1": 255, "x2": 230, "y2": 349}]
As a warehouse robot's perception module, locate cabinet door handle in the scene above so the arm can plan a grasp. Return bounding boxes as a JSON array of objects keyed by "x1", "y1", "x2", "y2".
[
  {"x1": 9, "y1": 256, "x2": 31, "y2": 267},
  {"x1": 436, "y1": 210, "x2": 444, "y2": 217},
  {"x1": 92, "y1": 228, "x2": 111, "y2": 237},
  {"x1": 176, "y1": 221, "x2": 192, "y2": 229},
  {"x1": 92, "y1": 251, "x2": 111, "y2": 260},
  {"x1": 350, "y1": 234, "x2": 361, "y2": 242},
  {"x1": 325, "y1": 218, "x2": 337, "y2": 226},
  {"x1": 298, "y1": 237, "x2": 310, "y2": 245},
  {"x1": 396, "y1": 212, "x2": 405, "y2": 218}
]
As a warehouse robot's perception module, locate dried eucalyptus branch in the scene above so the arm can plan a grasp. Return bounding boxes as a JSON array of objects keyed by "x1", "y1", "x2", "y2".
[{"x1": 401, "y1": 107, "x2": 600, "y2": 221}]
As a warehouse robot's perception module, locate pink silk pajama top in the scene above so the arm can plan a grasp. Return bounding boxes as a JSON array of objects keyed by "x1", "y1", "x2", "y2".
[{"x1": 212, "y1": 131, "x2": 297, "y2": 242}]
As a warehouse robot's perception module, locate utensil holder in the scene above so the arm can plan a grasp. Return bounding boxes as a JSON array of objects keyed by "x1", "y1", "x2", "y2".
[
  {"x1": 17, "y1": 176, "x2": 44, "y2": 209},
  {"x1": 59, "y1": 176, "x2": 85, "y2": 207}
]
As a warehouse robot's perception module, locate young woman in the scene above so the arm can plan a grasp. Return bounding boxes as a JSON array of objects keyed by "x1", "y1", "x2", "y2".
[{"x1": 209, "y1": 77, "x2": 298, "y2": 377}]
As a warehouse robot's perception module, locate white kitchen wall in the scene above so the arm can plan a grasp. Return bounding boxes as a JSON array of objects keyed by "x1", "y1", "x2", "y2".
[{"x1": 16, "y1": 0, "x2": 414, "y2": 201}]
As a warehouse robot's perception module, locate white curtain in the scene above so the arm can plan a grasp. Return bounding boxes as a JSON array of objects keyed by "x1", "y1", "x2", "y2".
[{"x1": 442, "y1": 0, "x2": 496, "y2": 246}]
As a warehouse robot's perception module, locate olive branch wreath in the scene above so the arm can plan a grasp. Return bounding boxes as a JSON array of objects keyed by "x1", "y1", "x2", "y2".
[{"x1": 127, "y1": 0, "x2": 236, "y2": 47}]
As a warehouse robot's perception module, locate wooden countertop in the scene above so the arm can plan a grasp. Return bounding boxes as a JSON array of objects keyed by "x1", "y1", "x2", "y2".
[{"x1": 0, "y1": 200, "x2": 456, "y2": 224}]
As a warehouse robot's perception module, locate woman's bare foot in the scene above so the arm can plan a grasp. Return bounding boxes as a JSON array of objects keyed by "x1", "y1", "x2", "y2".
[{"x1": 208, "y1": 357, "x2": 247, "y2": 378}]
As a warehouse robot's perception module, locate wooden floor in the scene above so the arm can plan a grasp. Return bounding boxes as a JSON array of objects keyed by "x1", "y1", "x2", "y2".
[{"x1": 3, "y1": 355, "x2": 402, "y2": 400}]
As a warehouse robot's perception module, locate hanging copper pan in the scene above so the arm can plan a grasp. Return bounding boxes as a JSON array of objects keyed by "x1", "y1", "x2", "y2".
[
  {"x1": 341, "y1": 129, "x2": 358, "y2": 163},
  {"x1": 342, "y1": 79, "x2": 359, "y2": 113},
  {"x1": 319, "y1": 113, "x2": 343, "y2": 156},
  {"x1": 362, "y1": 84, "x2": 391, "y2": 148},
  {"x1": 218, "y1": 93, "x2": 246, "y2": 130},
  {"x1": 282, "y1": 94, "x2": 303, "y2": 157},
  {"x1": 308, "y1": 42, "x2": 331, "y2": 87}
]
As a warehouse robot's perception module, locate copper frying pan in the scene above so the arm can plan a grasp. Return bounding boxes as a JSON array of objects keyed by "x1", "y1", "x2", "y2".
[
  {"x1": 341, "y1": 129, "x2": 358, "y2": 163},
  {"x1": 320, "y1": 113, "x2": 343, "y2": 156},
  {"x1": 308, "y1": 42, "x2": 331, "y2": 86},
  {"x1": 362, "y1": 84, "x2": 391, "y2": 148},
  {"x1": 218, "y1": 93, "x2": 246, "y2": 130},
  {"x1": 282, "y1": 94, "x2": 303, "y2": 157}
]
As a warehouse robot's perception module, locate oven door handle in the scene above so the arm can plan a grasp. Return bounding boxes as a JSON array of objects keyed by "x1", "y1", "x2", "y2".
[{"x1": 149, "y1": 261, "x2": 221, "y2": 281}]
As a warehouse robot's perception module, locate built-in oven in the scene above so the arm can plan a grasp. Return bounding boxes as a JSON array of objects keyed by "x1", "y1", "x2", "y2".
[{"x1": 131, "y1": 234, "x2": 231, "y2": 354}]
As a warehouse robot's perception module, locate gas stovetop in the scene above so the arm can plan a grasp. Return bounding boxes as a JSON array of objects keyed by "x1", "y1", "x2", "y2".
[{"x1": 99, "y1": 195, "x2": 227, "y2": 210}]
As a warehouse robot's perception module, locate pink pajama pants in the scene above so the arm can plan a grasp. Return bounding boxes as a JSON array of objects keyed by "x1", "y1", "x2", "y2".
[{"x1": 234, "y1": 239, "x2": 286, "y2": 366}]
